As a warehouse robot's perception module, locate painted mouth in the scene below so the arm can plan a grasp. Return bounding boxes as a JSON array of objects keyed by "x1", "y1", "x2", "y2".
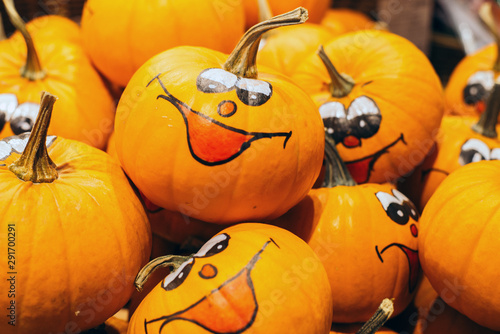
[
  {"x1": 148, "y1": 74, "x2": 292, "y2": 166},
  {"x1": 144, "y1": 239, "x2": 277, "y2": 334},
  {"x1": 376, "y1": 243, "x2": 419, "y2": 293},
  {"x1": 344, "y1": 133, "x2": 405, "y2": 183}
]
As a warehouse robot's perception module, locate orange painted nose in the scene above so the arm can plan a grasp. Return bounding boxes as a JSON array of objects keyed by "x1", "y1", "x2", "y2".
[
  {"x1": 217, "y1": 100, "x2": 237, "y2": 117},
  {"x1": 199, "y1": 263, "x2": 218, "y2": 279}
]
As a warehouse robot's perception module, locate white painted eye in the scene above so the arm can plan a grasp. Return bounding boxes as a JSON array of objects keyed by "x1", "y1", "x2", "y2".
[
  {"x1": 319, "y1": 101, "x2": 346, "y2": 120},
  {"x1": 197, "y1": 68, "x2": 238, "y2": 93},
  {"x1": 194, "y1": 233, "x2": 229, "y2": 258},
  {"x1": 391, "y1": 189, "x2": 409, "y2": 205},
  {"x1": 346, "y1": 96, "x2": 380, "y2": 120},
  {"x1": 375, "y1": 191, "x2": 397, "y2": 211},
  {"x1": 467, "y1": 71, "x2": 495, "y2": 91},
  {"x1": 0, "y1": 141, "x2": 12, "y2": 161},
  {"x1": 490, "y1": 148, "x2": 500, "y2": 160},
  {"x1": 0, "y1": 94, "x2": 18, "y2": 119},
  {"x1": 162, "y1": 257, "x2": 194, "y2": 290},
  {"x1": 459, "y1": 138, "x2": 491, "y2": 165},
  {"x1": 7, "y1": 136, "x2": 30, "y2": 154},
  {"x1": 10, "y1": 102, "x2": 39, "y2": 121},
  {"x1": 236, "y1": 78, "x2": 272, "y2": 96}
]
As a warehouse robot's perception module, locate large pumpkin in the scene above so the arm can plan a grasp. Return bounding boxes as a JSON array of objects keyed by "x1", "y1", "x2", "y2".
[
  {"x1": 269, "y1": 136, "x2": 420, "y2": 323},
  {"x1": 81, "y1": 0, "x2": 245, "y2": 87},
  {"x1": 0, "y1": 1, "x2": 115, "y2": 149},
  {"x1": 419, "y1": 160, "x2": 500, "y2": 331},
  {"x1": 128, "y1": 223, "x2": 333, "y2": 334},
  {"x1": 291, "y1": 30, "x2": 444, "y2": 184},
  {"x1": 0, "y1": 92, "x2": 151, "y2": 334},
  {"x1": 114, "y1": 9, "x2": 325, "y2": 224}
]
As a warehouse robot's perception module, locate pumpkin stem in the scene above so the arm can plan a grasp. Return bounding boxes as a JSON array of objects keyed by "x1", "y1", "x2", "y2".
[
  {"x1": 2, "y1": 0, "x2": 46, "y2": 80},
  {"x1": 317, "y1": 45, "x2": 355, "y2": 98},
  {"x1": 257, "y1": 0, "x2": 273, "y2": 23},
  {"x1": 223, "y1": 7, "x2": 308, "y2": 78},
  {"x1": 323, "y1": 134, "x2": 357, "y2": 188},
  {"x1": 134, "y1": 254, "x2": 193, "y2": 292},
  {"x1": 479, "y1": 2, "x2": 500, "y2": 72},
  {"x1": 355, "y1": 298, "x2": 394, "y2": 334},
  {"x1": 9, "y1": 92, "x2": 58, "y2": 183},
  {"x1": 472, "y1": 82, "x2": 500, "y2": 138},
  {"x1": 0, "y1": 15, "x2": 6, "y2": 41}
]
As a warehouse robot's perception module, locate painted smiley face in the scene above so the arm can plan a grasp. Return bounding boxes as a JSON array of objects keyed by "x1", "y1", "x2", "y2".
[
  {"x1": 463, "y1": 70, "x2": 497, "y2": 113},
  {"x1": 147, "y1": 69, "x2": 292, "y2": 166},
  {"x1": 375, "y1": 189, "x2": 419, "y2": 293},
  {"x1": 144, "y1": 233, "x2": 276, "y2": 334},
  {"x1": 0, "y1": 94, "x2": 40, "y2": 136}
]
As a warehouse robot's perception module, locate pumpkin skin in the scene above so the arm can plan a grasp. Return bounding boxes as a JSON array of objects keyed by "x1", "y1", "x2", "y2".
[
  {"x1": 114, "y1": 38, "x2": 324, "y2": 222},
  {"x1": 291, "y1": 30, "x2": 444, "y2": 184},
  {"x1": 419, "y1": 160, "x2": 500, "y2": 331},
  {"x1": 81, "y1": 0, "x2": 245, "y2": 87},
  {"x1": 269, "y1": 183, "x2": 420, "y2": 323},
  {"x1": 243, "y1": 0, "x2": 331, "y2": 28},
  {"x1": 0, "y1": 127, "x2": 151, "y2": 331},
  {"x1": 0, "y1": 15, "x2": 115, "y2": 149},
  {"x1": 320, "y1": 8, "x2": 376, "y2": 36},
  {"x1": 128, "y1": 223, "x2": 333, "y2": 334}
]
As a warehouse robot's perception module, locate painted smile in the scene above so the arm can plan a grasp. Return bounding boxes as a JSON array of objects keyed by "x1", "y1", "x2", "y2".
[
  {"x1": 148, "y1": 74, "x2": 292, "y2": 166},
  {"x1": 344, "y1": 133, "x2": 406, "y2": 183},
  {"x1": 376, "y1": 243, "x2": 419, "y2": 293},
  {"x1": 144, "y1": 239, "x2": 277, "y2": 334}
]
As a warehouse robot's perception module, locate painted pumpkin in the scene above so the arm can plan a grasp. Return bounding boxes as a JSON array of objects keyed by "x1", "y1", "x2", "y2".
[
  {"x1": 291, "y1": 31, "x2": 444, "y2": 184},
  {"x1": 128, "y1": 223, "x2": 333, "y2": 334},
  {"x1": 444, "y1": 2, "x2": 500, "y2": 117},
  {"x1": 243, "y1": 0, "x2": 331, "y2": 28},
  {"x1": 81, "y1": 0, "x2": 245, "y2": 87},
  {"x1": 0, "y1": 92, "x2": 151, "y2": 334},
  {"x1": 419, "y1": 160, "x2": 500, "y2": 331},
  {"x1": 114, "y1": 9, "x2": 325, "y2": 224},
  {"x1": 0, "y1": 1, "x2": 115, "y2": 149},
  {"x1": 269, "y1": 136, "x2": 420, "y2": 323},
  {"x1": 320, "y1": 8, "x2": 377, "y2": 36}
]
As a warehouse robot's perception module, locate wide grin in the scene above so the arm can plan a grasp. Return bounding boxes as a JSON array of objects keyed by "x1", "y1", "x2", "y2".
[
  {"x1": 148, "y1": 74, "x2": 292, "y2": 166},
  {"x1": 375, "y1": 242, "x2": 419, "y2": 293}
]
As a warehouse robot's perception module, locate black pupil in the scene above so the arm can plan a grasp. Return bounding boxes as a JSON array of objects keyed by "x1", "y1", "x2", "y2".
[
  {"x1": 463, "y1": 83, "x2": 487, "y2": 105},
  {"x1": 236, "y1": 86, "x2": 272, "y2": 107},
  {"x1": 201, "y1": 238, "x2": 229, "y2": 258},
  {"x1": 459, "y1": 149, "x2": 486, "y2": 165},
  {"x1": 163, "y1": 262, "x2": 194, "y2": 291},
  {"x1": 0, "y1": 112, "x2": 5, "y2": 132},
  {"x1": 385, "y1": 202, "x2": 419, "y2": 225},
  {"x1": 325, "y1": 114, "x2": 381, "y2": 144},
  {"x1": 10, "y1": 116, "x2": 34, "y2": 135}
]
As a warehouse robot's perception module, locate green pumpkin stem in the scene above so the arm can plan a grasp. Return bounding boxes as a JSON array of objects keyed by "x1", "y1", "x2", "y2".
[
  {"x1": 317, "y1": 45, "x2": 355, "y2": 98},
  {"x1": 479, "y1": 2, "x2": 500, "y2": 72},
  {"x1": 2, "y1": 0, "x2": 46, "y2": 80},
  {"x1": 355, "y1": 298, "x2": 394, "y2": 334},
  {"x1": 134, "y1": 254, "x2": 193, "y2": 292},
  {"x1": 9, "y1": 92, "x2": 58, "y2": 183},
  {"x1": 223, "y1": 7, "x2": 308, "y2": 78},
  {"x1": 472, "y1": 83, "x2": 500, "y2": 138},
  {"x1": 323, "y1": 134, "x2": 356, "y2": 188}
]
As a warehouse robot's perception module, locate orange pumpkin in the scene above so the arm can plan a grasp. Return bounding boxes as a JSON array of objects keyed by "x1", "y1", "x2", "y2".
[
  {"x1": 330, "y1": 325, "x2": 397, "y2": 334},
  {"x1": 320, "y1": 8, "x2": 377, "y2": 36},
  {"x1": 114, "y1": 9, "x2": 325, "y2": 224},
  {"x1": 291, "y1": 31, "x2": 444, "y2": 184},
  {"x1": 0, "y1": 1, "x2": 115, "y2": 149},
  {"x1": 444, "y1": 2, "x2": 500, "y2": 117},
  {"x1": 0, "y1": 92, "x2": 151, "y2": 334},
  {"x1": 269, "y1": 136, "x2": 420, "y2": 323},
  {"x1": 81, "y1": 0, "x2": 245, "y2": 87},
  {"x1": 243, "y1": 0, "x2": 330, "y2": 28},
  {"x1": 419, "y1": 160, "x2": 500, "y2": 331},
  {"x1": 128, "y1": 223, "x2": 333, "y2": 334}
]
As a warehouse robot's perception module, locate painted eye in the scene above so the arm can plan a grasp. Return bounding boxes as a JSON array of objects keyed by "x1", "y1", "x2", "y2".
[
  {"x1": 235, "y1": 78, "x2": 272, "y2": 106},
  {"x1": 346, "y1": 96, "x2": 381, "y2": 139},
  {"x1": 194, "y1": 233, "x2": 230, "y2": 258},
  {"x1": 10, "y1": 117, "x2": 34, "y2": 135},
  {"x1": 9, "y1": 102, "x2": 38, "y2": 135},
  {"x1": 162, "y1": 258, "x2": 194, "y2": 291},
  {"x1": 491, "y1": 148, "x2": 500, "y2": 160},
  {"x1": 463, "y1": 71, "x2": 495, "y2": 105},
  {"x1": 0, "y1": 112, "x2": 5, "y2": 133},
  {"x1": 376, "y1": 189, "x2": 417, "y2": 225},
  {"x1": 0, "y1": 94, "x2": 19, "y2": 118},
  {"x1": 459, "y1": 138, "x2": 490, "y2": 165},
  {"x1": 319, "y1": 101, "x2": 348, "y2": 141},
  {"x1": 197, "y1": 68, "x2": 238, "y2": 93},
  {"x1": 0, "y1": 140, "x2": 12, "y2": 161}
]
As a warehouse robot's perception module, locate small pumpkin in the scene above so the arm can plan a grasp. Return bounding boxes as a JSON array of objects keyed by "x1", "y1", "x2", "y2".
[
  {"x1": 114, "y1": 9, "x2": 325, "y2": 224},
  {"x1": 0, "y1": 0, "x2": 115, "y2": 149},
  {"x1": 320, "y1": 8, "x2": 377, "y2": 36},
  {"x1": 419, "y1": 160, "x2": 500, "y2": 331},
  {"x1": 291, "y1": 31, "x2": 444, "y2": 184},
  {"x1": 269, "y1": 136, "x2": 420, "y2": 323},
  {"x1": 81, "y1": 0, "x2": 245, "y2": 87},
  {"x1": 0, "y1": 92, "x2": 151, "y2": 334},
  {"x1": 128, "y1": 223, "x2": 333, "y2": 334}
]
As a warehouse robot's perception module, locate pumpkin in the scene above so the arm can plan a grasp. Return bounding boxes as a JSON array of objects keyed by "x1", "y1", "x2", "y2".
[
  {"x1": 269, "y1": 136, "x2": 420, "y2": 323},
  {"x1": 419, "y1": 160, "x2": 500, "y2": 331},
  {"x1": 0, "y1": 92, "x2": 152, "y2": 334},
  {"x1": 291, "y1": 31, "x2": 444, "y2": 184},
  {"x1": 128, "y1": 223, "x2": 333, "y2": 334},
  {"x1": 320, "y1": 8, "x2": 377, "y2": 36},
  {"x1": 243, "y1": 0, "x2": 330, "y2": 28},
  {"x1": 114, "y1": 9, "x2": 325, "y2": 224},
  {"x1": 81, "y1": 0, "x2": 245, "y2": 87},
  {"x1": 0, "y1": 0, "x2": 115, "y2": 149},
  {"x1": 444, "y1": 2, "x2": 500, "y2": 117},
  {"x1": 330, "y1": 325, "x2": 397, "y2": 334}
]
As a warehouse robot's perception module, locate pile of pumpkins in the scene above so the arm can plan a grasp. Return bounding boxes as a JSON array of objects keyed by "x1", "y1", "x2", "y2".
[{"x1": 0, "y1": 0, "x2": 499, "y2": 333}]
